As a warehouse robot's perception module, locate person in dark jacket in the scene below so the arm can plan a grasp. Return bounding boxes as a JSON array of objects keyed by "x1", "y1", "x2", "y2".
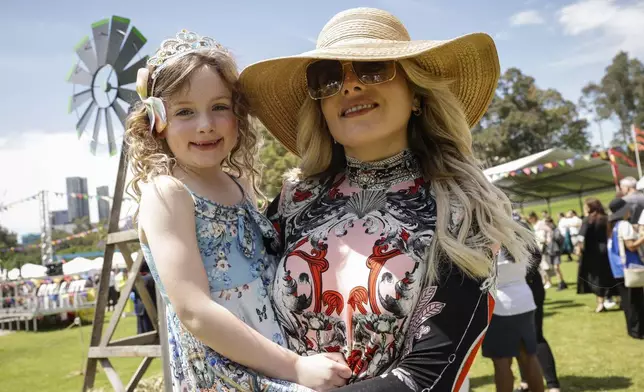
[
  {"x1": 133, "y1": 261, "x2": 157, "y2": 334},
  {"x1": 515, "y1": 214, "x2": 561, "y2": 392}
]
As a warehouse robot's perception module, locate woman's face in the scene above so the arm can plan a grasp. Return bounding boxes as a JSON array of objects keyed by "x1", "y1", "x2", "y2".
[
  {"x1": 320, "y1": 63, "x2": 414, "y2": 160},
  {"x1": 161, "y1": 66, "x2": 238, "y2": 170}
]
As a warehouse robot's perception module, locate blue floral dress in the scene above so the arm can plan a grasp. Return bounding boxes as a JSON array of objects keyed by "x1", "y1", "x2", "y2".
[{"x1": 141, "y1": 180, "x2": 310, "y2": 392}]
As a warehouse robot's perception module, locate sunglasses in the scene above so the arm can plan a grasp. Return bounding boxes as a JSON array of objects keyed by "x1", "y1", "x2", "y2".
[{"x1": 305, "y1": 60, "x2": 397, "y2": 100}]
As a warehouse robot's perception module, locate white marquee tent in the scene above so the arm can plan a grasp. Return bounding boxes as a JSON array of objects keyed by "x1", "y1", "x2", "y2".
[
  {"x1": 7, "y1": 263, "x2": 48, "y2": 280},
  {"x1": 484, "y1": 148, "x2": 640, "y2": 210}
]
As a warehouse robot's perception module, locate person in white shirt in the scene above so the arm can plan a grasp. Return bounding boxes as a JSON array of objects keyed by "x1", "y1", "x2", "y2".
[
  {"x1": 483, "y1": 244, "x2": 544, "y2": 392},
  {"x1": 620, "y1": 177, "x2": 644, "y2": 220},
  {"x1": 529, "y1": 212, "x2": 554, "y2": 289}
]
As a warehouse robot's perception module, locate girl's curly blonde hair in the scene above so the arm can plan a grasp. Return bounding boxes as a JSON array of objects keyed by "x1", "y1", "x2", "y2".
[{"x1": 124, "y1": 49, "x2": 263, "y2": 213}]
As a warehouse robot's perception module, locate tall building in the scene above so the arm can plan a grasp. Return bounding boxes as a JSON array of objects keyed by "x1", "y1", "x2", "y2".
[
  {"x1": 97, "y1": 186, "x2": 111, "y2": 222},
  {"x1": 50, "y1": 210, "x2": 68, "y2": 225},
  {"x1": 66, "y1": 177, "x2": 90, "y2": 222}
]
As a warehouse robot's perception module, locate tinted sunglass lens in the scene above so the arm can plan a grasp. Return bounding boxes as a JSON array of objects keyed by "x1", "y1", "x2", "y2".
[
  {"x1": 306, "y1": 60, "x2": 343, "y2": 99},
  {"x1": 353, "y1": 61, "x2": 395, "y2": 84}
]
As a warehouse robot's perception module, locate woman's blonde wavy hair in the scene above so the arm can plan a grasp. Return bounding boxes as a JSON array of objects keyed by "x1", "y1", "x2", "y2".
[
  {"x1": 124, "y1": 49, "x2": 263, "y2": 214},
  {"x1": 295, "y1": 59, "x2": 535, "y2": 285}
]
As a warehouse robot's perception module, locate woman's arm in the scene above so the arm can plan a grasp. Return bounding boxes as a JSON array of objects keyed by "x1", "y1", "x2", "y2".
[
  {"x1": 623, "y1": 236, "x2": 644, "y2": 252},
  {"x1": 333, "y1": 265, "x2": 492, "y2": 392}
]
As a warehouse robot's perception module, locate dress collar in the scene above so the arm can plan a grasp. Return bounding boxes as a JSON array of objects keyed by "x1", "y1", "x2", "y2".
[{"x1": 345, "y1": 149, "x2": 422, "y2": 190}]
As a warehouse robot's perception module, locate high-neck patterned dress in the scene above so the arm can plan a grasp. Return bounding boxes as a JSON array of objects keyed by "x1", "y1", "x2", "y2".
[{"x1": 267, "y1": 150, "x2": 496, "y2": 392}]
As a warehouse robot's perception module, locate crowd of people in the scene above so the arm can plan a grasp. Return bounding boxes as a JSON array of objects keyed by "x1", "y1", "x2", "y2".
[
  {"x1": 481, "y1": 177, "x2": 644, "y2": 391},
  {"x1": 523, "y1": 176, "x2": 644, "y2": 339}
]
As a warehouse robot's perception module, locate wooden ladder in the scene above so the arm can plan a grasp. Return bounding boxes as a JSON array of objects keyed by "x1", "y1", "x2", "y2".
[{"x1": 82, "y1": 142, "x2": 171, "y2": 392}]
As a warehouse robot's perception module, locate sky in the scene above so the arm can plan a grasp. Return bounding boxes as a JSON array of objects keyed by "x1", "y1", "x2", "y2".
[{"x1": 1, "y1": 0, "x2": 644, "y2": 238}]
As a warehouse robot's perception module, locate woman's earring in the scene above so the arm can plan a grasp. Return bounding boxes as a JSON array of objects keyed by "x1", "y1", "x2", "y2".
[{"x1": 412, "y1": 107, "x2": 422, "y2": 116}]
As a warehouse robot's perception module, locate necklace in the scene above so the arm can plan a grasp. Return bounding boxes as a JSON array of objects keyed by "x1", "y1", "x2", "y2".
[{"x1": 346, "y1": 149, "x2": 422, "y2": 190}]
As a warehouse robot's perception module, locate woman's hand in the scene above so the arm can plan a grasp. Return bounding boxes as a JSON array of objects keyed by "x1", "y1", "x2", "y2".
[{"x1": 294, "y1": 353, "x2": 352, "y2": 391}]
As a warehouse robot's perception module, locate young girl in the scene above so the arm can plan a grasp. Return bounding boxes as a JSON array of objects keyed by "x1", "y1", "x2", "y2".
[{"x1": 125, "y1": 30, "x2": 351, "y2": 391}]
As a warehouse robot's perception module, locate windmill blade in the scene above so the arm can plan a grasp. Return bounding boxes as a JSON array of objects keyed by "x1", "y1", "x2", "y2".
[
  {"x1": 66, "y1": 63, "x2": 93, "y2": 86},
  {"x1": 105, "y1": 108, "x2": 117, "y2": 156},
  {"x1": 113, "y1": 27, "x2": 147, "y2": 72},
  {"x1": 92, "y1": 18, "x2": 110, "y2": 67},
  {"x1": 76, "y1": 102, "x2": 97, "y2": 138},
  {"x1": 111, "y1": 100, "x2": 128, "y2": 126},
  {"x1": 117, "y1": 87, "x2": 138, "y2": 105},
  {"x1": 74, "y1": 36, "x2": 98, "y2": 73},
  {"x1": 68, "y1": 89, "x2": 93, "y2": 113},
  {"x1": 106, "y1": 16, "x2": 130, "y2": 66},
  {"x1": 117, "y1": 55, "x2": 148, "y2": 86},
  {"x1": 90, "y1": 108, "x2": 104, "y2": 155}
]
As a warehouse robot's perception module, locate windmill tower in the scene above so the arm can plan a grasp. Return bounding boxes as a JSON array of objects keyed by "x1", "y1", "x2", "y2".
[{"x1": 67, "y1": 16, "x2": 170, "y2": 391}]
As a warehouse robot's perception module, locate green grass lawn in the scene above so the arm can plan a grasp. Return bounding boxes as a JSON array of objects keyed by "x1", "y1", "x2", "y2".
[
  {"x1": 518, "y1": 189, "x2": 616, "y2": 219},
  {"x1": 0, "y1": 313, "x2": 162, "y2": 391},
  {"x1": 1, "y1": 262, "x2": 642, "y2": 391},
  {"x1": 468, "y1": 261, "x2": 644, "y2": 392}
]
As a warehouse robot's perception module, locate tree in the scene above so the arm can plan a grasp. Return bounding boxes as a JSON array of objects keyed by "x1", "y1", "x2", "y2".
[
  {"x1": 579, "y1": 83, "x2": 612, "y2": 149},
  {"x1": 580, "y1": 51, "x2": 644, "y2": 145},
  {"x1": 258, "y1": 125, "x2": 300, "y2": 199},
  {"x1": 472, "y1": 68, "x2": 590, "y2": 167},
  {"x1": 0, "y1": 224, "x2": 19, "y2": 270}
]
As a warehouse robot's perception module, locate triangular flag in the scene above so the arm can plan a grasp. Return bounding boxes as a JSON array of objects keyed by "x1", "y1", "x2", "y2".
[
  {"x1": 583, "y1": 155, "x2": 591, "y2": 160},
  {"x1": 523, "y1": 168, "x2": 531, "y2": 175},
  {"x1": 544, "y1": 163, "x2": 554, "y2": 169},
  {"x1": 531, "y1": 166, "x2": 539, "y2": 174},
  {"x1": 558, "y1": 160, "x2": 566, "y2": 166}
]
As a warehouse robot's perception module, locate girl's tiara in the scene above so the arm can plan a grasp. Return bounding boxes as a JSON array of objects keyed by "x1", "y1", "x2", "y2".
[
  {"x1": 135, "y1": 29, "x2": 226, "y2": 135},
  {"x1": 148, "y1": 30, "x2": 226, "y2": 80}
]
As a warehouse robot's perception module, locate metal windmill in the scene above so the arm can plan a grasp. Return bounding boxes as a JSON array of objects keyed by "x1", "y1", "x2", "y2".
[
  {"x1": 67, "y1": 16, "x2": 148, "y2": 156},
  {"x1": 66, "y1": 17, "x2": 168, "y2": 391}
]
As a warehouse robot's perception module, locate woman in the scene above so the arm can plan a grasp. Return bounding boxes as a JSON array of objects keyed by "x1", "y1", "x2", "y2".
[
  {"x1": 607, "y1": 198, "x2": 644, "y2": 339},
  {"x1": 241, "y1": 7, "x2": 533, "y2": 391},
  {"x1": 576, "y1": 198, "x2": 617, "y2": 313},
  {"x1": 528, "y1": 212, "x2": 554, "y2": 289}
]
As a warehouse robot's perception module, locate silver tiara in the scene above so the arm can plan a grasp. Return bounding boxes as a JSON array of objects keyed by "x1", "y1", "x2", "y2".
[{"x1": 147, "y1": 29, "x2": 226, "y2": 79}]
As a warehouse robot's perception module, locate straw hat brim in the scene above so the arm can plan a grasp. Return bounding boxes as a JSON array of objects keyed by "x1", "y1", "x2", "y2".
[{"x1": 239, "y1": 33, "x2": 500, "y2": 156}]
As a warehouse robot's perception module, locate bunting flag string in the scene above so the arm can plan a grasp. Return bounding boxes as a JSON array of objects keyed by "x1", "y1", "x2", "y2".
[
  {"x1": 0, "y1": 193, "x2": 40, "y2": 212},
  {"x1": 487, "y1": 145, "x2": 638, "y2": 182},
  {"x1": 0, "y1": 191, "x2": 135, "y2": 212},
  {"x1": 0, "y1": 215, "x2": 133, "y2": 253},
  {"x1": 0, "y1": 227, "x2": 100, "y2": 253},
  {"x1": 50, "y1": 191, "x2": 134, "y2": 203}
]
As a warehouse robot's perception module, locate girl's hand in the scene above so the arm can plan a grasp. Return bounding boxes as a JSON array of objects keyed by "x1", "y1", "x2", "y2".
[{"x1": 294, "y1": 353, "x2": 352, "y2": 391}]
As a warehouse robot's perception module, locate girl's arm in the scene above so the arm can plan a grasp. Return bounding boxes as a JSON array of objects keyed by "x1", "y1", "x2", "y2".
[{"x1": 139, "y1": 176, "x2": 349, "y2": 388}]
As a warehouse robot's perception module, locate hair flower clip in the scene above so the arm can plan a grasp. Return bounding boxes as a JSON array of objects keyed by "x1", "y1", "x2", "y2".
[{"x1": 136, "y1": 68, "x2": 167, "y2": 135}]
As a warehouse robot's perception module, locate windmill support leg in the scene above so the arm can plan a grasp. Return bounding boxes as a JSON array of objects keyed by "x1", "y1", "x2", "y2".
[{"x1": 83, "y1": 141, "x2": 128, "y2": 391}]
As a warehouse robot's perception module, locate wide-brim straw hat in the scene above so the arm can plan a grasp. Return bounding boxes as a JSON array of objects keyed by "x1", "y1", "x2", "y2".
[{"x1": 239, "y1": 7, "x2": 500, "y2": 156}]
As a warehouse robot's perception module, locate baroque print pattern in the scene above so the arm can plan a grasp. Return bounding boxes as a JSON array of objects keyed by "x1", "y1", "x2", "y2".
[{"x1": 271, "y1": 172, "x2": 440, "y2": 380}]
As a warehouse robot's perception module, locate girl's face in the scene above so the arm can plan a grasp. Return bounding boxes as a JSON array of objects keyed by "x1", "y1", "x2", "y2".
[
  {"x1": 161, "y1": 66, "x2": 238, "y2": 169},
  {"x1": 320, "y1": 63, "x2": 414, "y2": 159}
]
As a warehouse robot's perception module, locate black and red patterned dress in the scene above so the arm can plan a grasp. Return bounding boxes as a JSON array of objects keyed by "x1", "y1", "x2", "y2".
[{"x1": 267, "y1": 150, "x2": 496, "y2": 392}]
